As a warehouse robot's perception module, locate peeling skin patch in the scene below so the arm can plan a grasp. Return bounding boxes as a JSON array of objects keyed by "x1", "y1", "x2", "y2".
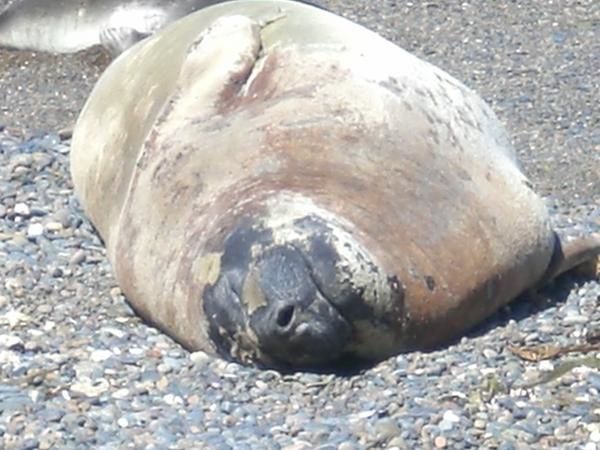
[
  {"x1": 195, "y1": 253, "x2": 221, "y2": 286},
  {"x1": 242, "y1": 270, "x2": 268, "y2": 314}
]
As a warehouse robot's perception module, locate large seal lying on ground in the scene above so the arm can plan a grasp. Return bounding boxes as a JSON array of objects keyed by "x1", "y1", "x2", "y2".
[
  {"x1": 70, "y1": 0, "x2": 600, "y2": 369},
  {"x1": 0, "y1": 0, "x2": 225, "y2": 54}
]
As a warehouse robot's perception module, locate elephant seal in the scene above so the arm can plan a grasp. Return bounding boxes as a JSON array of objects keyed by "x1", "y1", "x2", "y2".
[
  {"x1": 0, "y1": 0, "x2": 225, "y2": 54},
  {"x1": 70, "y1": 0, "x2": 600, "y2": 369}
]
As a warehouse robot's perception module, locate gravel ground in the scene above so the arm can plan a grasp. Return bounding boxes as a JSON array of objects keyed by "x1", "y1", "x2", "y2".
[{"x1": 1, "y1": 1, "x2": 599, "y2": 449}]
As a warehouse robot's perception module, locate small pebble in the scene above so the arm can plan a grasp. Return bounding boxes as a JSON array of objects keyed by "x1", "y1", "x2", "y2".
[
  {"x1": 90, "y1": 349, "x2": 113, "y2": 362},
  {"x1": 14, "y1": 202, "x2": 30, "y2": 217},
  {"x1": 45, "y1": 221, "x2": 63, "y2": 232},
  {"x1": 26, "y1": 223, "x2": 44, "y2": 238},
  {"x1": 434, "y1": 436, "x2": 447, "y2": 448},
  {"x1": 539, "y1": 360, "x2": 554, "y2": 372},
  {"x1": 69, "y1": 249, "x2": 87, "y2": 265},
  {"x1": 473, "y1": 419, "x2": 487, "y2": 430},
  {"x1": 439, "y1": 410, "x2": 460, "y2": 431}
]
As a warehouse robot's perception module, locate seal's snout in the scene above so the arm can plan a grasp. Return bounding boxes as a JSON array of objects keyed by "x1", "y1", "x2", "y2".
[
  {"x1": 203, "y1": 196, "x2": 405, "y2": 368},
  {"x1": 248, "y1": 245, "x2": 352, "y2": 367}
]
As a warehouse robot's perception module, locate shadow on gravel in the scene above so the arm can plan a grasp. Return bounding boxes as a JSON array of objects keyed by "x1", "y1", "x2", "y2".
[
  {"x1": 253, "y1": 352, "x2": 377, "y2": 377},
  {"x1": 254, "y1": 274, "x2": 596, "y2": 377},
  {"x1": 465, "y1": 273, "x2": 593, "y2": 342}
]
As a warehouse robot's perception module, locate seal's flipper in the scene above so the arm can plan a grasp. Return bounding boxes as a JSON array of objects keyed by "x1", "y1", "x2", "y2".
[
  {"x1": 166, "y1": 15, "x2": 262, "y2": 121},
  {"x1": 99, "y1": 26, "x2": 149, "y2": 55},
  {"x1": 539, "y1": 231, "x2": 600, "y2": 285}
]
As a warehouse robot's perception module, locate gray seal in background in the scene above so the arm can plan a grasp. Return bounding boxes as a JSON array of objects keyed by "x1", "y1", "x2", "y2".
[{"x1": 0, "y1": 0, "x2": 226, "y2": 54}]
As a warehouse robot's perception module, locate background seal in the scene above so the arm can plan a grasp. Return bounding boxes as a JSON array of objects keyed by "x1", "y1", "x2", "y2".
[{"x1": 0, "y1": 0, "x2": 226, "y2": 54}]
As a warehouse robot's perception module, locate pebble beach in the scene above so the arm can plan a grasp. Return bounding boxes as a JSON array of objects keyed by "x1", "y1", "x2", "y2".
[{"x1": 0, "y1": 1, "x2": 599, "y2": 449}]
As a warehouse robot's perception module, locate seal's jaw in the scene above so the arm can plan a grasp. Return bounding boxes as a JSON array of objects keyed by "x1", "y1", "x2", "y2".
[{"x1": 202, "y1": 194, "x2": 407, "y2": 369}]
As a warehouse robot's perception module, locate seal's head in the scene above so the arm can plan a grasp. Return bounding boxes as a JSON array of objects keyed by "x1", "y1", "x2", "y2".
[{"x1": 202, "y1": 194, "x2": 406, "y2": 369}]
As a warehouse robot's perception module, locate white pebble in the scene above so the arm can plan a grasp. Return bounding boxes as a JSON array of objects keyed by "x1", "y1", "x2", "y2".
[
  {"x1": 112, "y1": 388, "x2": 130, "y2": 400},
  {"x1": 164, "y1": 393, "x2": 184, "y2": 406},
  {"x1": 439, "y1": 410, "x2": 461, "y2": 431},
  {"x1": 282, "y1": 441, "x2": 312, "y2": 450},
  {"x1": 255, "y1": 380, "x2": 268, "y2": 390},
  {"x1": 474, "y1": 419, "x2": 487, "y2": 429},
  {"x1": 29, "y1": 390, "x2": 40, "y2": 403},
  {"x1": 482, "y1": 348, "x2": 498, "y2": 358},
  {"x1": 563, "y1": 315, "x2": 588, "y2": 325},
  {"x1": 442, "y1": 410, "x2": 461, "y2": 423},
  {"x1": 102, "y1": 327, "x2": 127, "y2": 339},
  {"x1": 70, "y1": 378, "x2": 109, "y2": 397},
  {"x1": 0, "y1": 334, "x2": 23, "y2": 349},
  {"x1": 90, "y1": 349, "x2": 113, "y2": 362},
  {"x1": 190, "y1": 351, "x2": 212, "y2": 365},
  {"x1": 117, "y1": 417, "x2": 129, "y2": 428},
  {"x1": 351, "y1": 410, "x2": 376, "y2": 421},
  {"x1": 69, "y1": 249, "x2": 86, "y2": 265},
  {"x1": 27, "y1": 223, "x2": 44, "y2": 238},
  {"x1": 45, "y1": 221, "x2": 63, "y2": 232},
  {"x1": 129, "y1": 347, "x2": 145, "y2": 356},
  {"x1": 538, "y1": 360, "x2": 554, "y2": 372},
  {"x1": 590, "y1": 431, "x2": 600, "y2": 443},
  {"x1": 14, "y1": 203, "x2": 30, "y2": 216},
  {"x1": 588, "y1": 424, "x2": 600, "y2": 434},
  {"x1": 2, "y1": 309, "x2": 31, "y2": 328},
  {"x1": 0, "y1": 349, "x2": 21, "y2": 364},
  {"x1": 157, "y1": 363, "x2": 172, "y2": 374}
]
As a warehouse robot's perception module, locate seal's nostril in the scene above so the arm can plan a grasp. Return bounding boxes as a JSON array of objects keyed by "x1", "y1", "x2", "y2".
[{"x1": 276, "y1": 305, "x2": 295, "y2": 328}]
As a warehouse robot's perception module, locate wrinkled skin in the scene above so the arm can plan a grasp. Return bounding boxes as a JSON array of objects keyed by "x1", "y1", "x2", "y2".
[{"x1": 70, "y1": 0, "x2": 600, "y2": 369}]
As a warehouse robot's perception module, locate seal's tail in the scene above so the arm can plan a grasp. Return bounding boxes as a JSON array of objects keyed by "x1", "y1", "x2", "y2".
[{"x1": 538, "y1": 231, "x2": 600, "y2": 286}]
